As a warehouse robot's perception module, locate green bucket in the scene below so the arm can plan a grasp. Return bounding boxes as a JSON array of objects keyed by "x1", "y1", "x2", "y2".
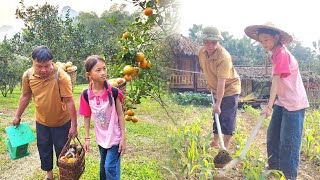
[{"x1": 5, "y1": 122, "x2": 36, "y2": 160}]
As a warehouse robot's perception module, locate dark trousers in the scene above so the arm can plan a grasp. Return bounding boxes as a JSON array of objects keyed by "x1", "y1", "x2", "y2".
[
  {"x1": 213, "y1": 94, "x2": 239, "y2": 135},
  {"x1": 36, "y1": 121, "x2": 70, "y2": 171},
  {"x1": 267, "y1": 105, "x2": 305, "y2": 179}
]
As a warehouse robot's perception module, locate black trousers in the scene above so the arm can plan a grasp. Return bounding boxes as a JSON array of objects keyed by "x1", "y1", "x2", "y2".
[{"x1": 36, "y1": 120, "x2": 70, "y2": 171}]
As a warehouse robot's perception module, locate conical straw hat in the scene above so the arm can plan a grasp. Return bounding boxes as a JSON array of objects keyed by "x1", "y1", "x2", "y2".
[{"x1": 244, "y1": 22, "x2": 293, "y2": 44}]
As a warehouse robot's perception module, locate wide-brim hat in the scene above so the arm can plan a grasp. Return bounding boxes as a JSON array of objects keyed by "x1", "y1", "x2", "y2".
[{"x1": 244, "y1": 22, "x2": 293, "y2": 44}]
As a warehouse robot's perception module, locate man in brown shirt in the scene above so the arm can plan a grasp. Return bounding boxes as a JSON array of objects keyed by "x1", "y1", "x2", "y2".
[
  {"x1": 198, "y1": 26, "x2": 241, "y2": 148},
  {"x1": 12, "y1": 46, "x2": 78, "y2": 180}
]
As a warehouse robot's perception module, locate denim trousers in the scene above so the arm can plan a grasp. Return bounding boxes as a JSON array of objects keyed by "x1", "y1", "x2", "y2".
[
  {"x1": 36, "y1": 120, "x2": 70, "y2": 171},
  {"x1": 267, "y1": 105, "x2": 305, "y2": 180},
  {"x1": 98, "y1": 144, "x2": 120, "y2": 180}
]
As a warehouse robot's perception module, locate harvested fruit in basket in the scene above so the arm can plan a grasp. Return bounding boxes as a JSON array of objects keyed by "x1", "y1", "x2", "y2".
[
  {"x1": 67, "y1": 158, "x2": 76, "y2": 163},
  {"x1": 60, "y1": 144, "x2": 82, "y2": 163},
  {"x1": 108, "y1": 78, "x2": 125, "y2": 87},
  {"x1": 56, "y1": 61, "x2": 77, "y2": 72}
]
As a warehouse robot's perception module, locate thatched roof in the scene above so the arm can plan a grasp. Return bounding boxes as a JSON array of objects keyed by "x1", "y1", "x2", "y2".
[
  {"x1": 235, "y1": 66, "x2": 320, "y2": 83},
  {"x1": 167, "y1": 33, "x2": 200, "y2": 56},
  {"x1": 235, "y1": 66, "x2": 271, "y2": 82}
]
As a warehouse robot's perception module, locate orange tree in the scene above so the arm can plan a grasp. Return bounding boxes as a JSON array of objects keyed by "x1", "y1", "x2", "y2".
[{"x1": 107, "y1": 0, "x2": 179, "y2": 114}]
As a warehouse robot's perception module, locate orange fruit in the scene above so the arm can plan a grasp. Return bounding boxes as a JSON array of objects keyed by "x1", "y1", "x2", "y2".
[
  {"x1": 132, "y1": 117, "x2": 139, "y2": 123},
  {"x1": 144, "y1": 7, "x2": 153, "y2": 16},
  {"x1": 122, "y1": 32, "x2": 130, "y2": 39},
  {"x1": 135, "y1": 52, "x2": 145, "y2": 62},
  {"x1": 126, "y1": 109, "x2": 134, "y2": 116},
  {"x1": 139, "y1": 59, "x2": 148, "y2": 69},
  {"x1": 131, "y1": 67, "x2": 139, "y2": 77},
  {"x1": 117, "y1": 78, "x2": 124, "y2": 84},
  {"x1": 123, "y1": 65, "x2": 134, "y2": 75},
  {"x1": 125, "y1": 115, "x2": 132, "y2": 121},
  {"x1": 68, "y1": 158, "x2": 76, "y2": 163},
  {"x1": 124, "y1": 75, "x2": 132, "y2": 82},
  {"x1": 147, "y1": 61, "x2": 152, "y2": 68},
  {"x1": 110, "y1": 81, "x2": 118, "y2": 87}
]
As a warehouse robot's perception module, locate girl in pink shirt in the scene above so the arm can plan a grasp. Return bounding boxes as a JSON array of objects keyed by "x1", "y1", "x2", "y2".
[
  {"x1": 78, "y1": 55, "x2": 126, "y2": 180},
  {"x1": 245, "y1": 22, "x2": 309, "y2": 180}
]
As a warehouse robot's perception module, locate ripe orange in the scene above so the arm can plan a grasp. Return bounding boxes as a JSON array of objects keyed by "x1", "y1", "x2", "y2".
[
  {"x1": 144, "y1": 7, "x2": 153, "y2": 16},
  {"x1": 117, "y1": 78, "x2": 124, "y2": 84},
  {"x1": 123, "y1": 65, "x2": 134, "y2": 75},
  {"x1": 124, "y1": 75, "x2": 132, "y2": 82},
  {"x1": 132, "y1": 117, "x2": 139, "y2": 123},
  {"x1": 125, "y1": 115, "x2": 132, "y2": 121},
  {"x1": 122, "y1": 32, "x2": 130, "y2": 39},
  {"x1": 126, "y1": 109, "x2": 134, "y2": 116},
  {"x1": 131, "y1": 67, "x2": 139, "y2": 77},
  {"x1": 139, "y1": 59, "x2": 148, "y2": 69},
  {"x1": 135, "y1": 52, "x2": 145, "y2": 62}
]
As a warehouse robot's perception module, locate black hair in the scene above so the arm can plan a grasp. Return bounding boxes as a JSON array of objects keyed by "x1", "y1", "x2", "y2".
[
  {"x1": 84, "y1": 55, "x2": 106, "y2": 83},
  {"x1": 84, "y1": 55, "x2": 112, "y2": 106},
  {"x1": 257, "y1": 28, "x2": 280, "y2": 36},
  {"x1": 31, "y1": 45, "x2": 53, "y2": 62}
]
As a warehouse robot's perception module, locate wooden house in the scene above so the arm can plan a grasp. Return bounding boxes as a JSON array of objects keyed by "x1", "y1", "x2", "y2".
[
  {"x1": 167, "y1": 34, "x2": 320, "y2": 107},
  {"x1": 167, "y1": 34, "x2": 206, "y2": 92}
]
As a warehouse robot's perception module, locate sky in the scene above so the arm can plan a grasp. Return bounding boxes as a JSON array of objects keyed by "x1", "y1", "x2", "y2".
[
  {"x1": 179, "y1": 0, "x2": 320, "y2": 48},
  {"x1": 0, "y1": 0, "x2": 319, "y2": 48},
  {"x1": 0, "y1": 0, "x2": 134, "y2": 35}
]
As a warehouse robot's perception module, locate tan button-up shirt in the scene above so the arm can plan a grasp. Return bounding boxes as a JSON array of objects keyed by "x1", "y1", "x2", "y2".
[
  {"x1": 22, "y1": 65, "x2": 72, "y2": 127},
  {"x1": 198, "y1": 46, "x2": 241, "y2": 97}
]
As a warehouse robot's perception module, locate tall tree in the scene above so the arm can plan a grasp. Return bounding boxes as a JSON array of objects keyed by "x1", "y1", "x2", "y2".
[{"x1": 188, "y1": 24, "x2": 203, "y2": 45}]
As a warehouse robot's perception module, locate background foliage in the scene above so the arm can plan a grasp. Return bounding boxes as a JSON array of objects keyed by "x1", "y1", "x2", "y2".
[{"x1": 188, "y1": 24, "x2": 320, "y2": 70}]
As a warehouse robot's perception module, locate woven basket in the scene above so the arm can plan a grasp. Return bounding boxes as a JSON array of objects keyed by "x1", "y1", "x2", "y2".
[
  {"x1": 108, "y1": 78, "x2": 127, "y2": 112},
  {"x1": 58, "y1": 137, "x2": 85, "y2": 180},
  {"x1": 67, "y1": 70, "x2": 77, "y2": 91}
]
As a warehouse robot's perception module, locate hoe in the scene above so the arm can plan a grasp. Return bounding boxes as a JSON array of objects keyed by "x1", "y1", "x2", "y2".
[
  {"x1": 215, "y1": 113, "x2": 267, "y2": 179},
  {"x1": 211, "y1": 91, "x2": 232, "y2": 168}
]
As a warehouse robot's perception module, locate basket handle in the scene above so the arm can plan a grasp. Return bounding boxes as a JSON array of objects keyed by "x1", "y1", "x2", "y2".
[
  {"x1": 60, "y1": 136, "x2": 84, "y2": 157},
  {"x1": 75, "y1": 136, "x2": 84, "y2": 149},
  {"x1": 59, "y1": 137, "x2": 72, "y2": 158}
]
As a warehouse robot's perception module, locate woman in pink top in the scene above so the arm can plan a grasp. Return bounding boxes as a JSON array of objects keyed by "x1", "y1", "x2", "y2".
[
  {"x1": 79, "y1": 55, "x2": 126, "y2": 180},
  {"x1": 245, "y1": 22, "x2": 309, "y2": 180}
]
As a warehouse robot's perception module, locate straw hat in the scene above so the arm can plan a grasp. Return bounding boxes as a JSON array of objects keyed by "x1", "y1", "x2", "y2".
[
  {"x1": 201, "y1": 26, "x2": 224, "y2": 41},
  {"x1": 244, "y1": 22, "x2": 293, "y2": 44}
]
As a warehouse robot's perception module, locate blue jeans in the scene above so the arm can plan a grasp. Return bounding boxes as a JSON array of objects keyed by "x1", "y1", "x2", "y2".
[
  {"x1": 98, "y1": 145, "x2": 120, "y2": 180},
  {"x1": 267, "y1": 105, "x2": 305, "y2": 180}
]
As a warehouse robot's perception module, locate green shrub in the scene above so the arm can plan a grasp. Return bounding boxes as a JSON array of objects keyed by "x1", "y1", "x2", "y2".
[{"x1": 170, "y1": 92, "x2": 211, "y2": 106}]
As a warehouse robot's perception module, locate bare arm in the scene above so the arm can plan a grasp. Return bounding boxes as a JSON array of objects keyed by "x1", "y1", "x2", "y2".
[
  {"x1": 263, "y1": 75, "x2": 280, "y2": 117},
  {"x1": 214, "y1": 78, "x2": 226, "y2": 114},
  {"x1": 84, "y1": 116, "x2": 91, "y2": 152},
  {"x1": 13, "y1": 92, "x2": 32, "y2": 126},
  {"x1": 115, "y1": 98, "x2": 126, "y2": 156},
  {"x1": 63, "y1": 96, "x2": 78, "y2": 136}
]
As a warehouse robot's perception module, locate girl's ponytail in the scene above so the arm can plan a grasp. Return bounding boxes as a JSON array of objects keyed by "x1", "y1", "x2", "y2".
[{"x1": 104, "y1": 81, "x2": 113, "y2": 107}]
